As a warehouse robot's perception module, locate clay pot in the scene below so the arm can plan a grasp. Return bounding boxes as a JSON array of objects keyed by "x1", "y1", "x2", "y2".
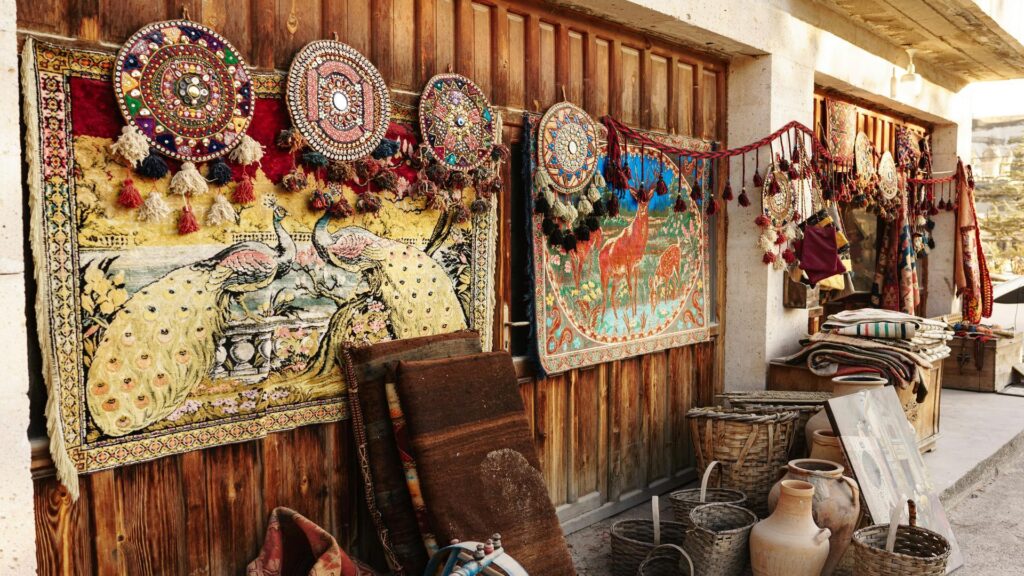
[
  {"x1": 750, "y1": 480, "x2": 830, "y2": 576},
  {"x1": 804, "y1": 374, "x2": 887, "y2": 448},
  {"x1": 809, "y1": 430, "x2": 845, "y2": 466},
  {"x1": 768, "y1": 459, "x2": 861, "y2": 576}
]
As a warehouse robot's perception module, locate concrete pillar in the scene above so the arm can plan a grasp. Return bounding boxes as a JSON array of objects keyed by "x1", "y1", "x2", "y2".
[
  {"x1": 0, "y1": 0, "x2": 38, "y2": 572},
  {"x1": 723, "y1": 53, "x2": 815, "y2": 391}
]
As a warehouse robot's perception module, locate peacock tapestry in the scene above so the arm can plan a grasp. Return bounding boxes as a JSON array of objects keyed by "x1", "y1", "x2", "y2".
[
  {"x1": 24, "y1": 40, "x2": 497, "y2": 495},
  {"x1": 525, "y1": 114, "x2": 711, "y2": 374}
]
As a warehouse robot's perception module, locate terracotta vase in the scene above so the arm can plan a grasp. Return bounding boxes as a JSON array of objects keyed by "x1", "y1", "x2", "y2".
[
  {"x1": 750, "y1": 480, "x2": 830, "y2": 576},
  {"x1": 809, "y1": 429, "x2": 846, "y2": 466},
  {"x1": 804, "y1": 374, "x2": 887, "y2": 449},
  {"x1": 768, "y1": 459, "x2": 860, "y2": 576}
]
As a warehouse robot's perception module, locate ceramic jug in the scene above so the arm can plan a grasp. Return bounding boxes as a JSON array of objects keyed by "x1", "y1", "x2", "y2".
[
  {"x1": 809, "y1": 429, "x2": 846, "y2": 466},
  {"x1": 804, "y1": 373, "x2": 886, "y2": 449},
  {"x1": 768, "y1": 459, "x2": 860, "y2": 576},
  {"x1": 750, "y1": 480, "x2": 830, "y2": 576}
]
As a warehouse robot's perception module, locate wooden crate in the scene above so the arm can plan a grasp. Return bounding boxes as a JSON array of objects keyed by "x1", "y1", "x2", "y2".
[
  {"x1": 766, "y1": 362, "x2": 942, "y2": 453},
  {"x1": 942, "y1": 334, "x2": 1022, "y2": 393}
]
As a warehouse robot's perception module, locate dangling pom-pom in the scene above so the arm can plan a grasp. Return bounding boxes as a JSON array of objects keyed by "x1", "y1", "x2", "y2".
[
  {"x1": 915, "y1": 214, "x2": 927, "y2": 227},
  {"x1": 448, "y1": 170, "x2": 471, "y2": 189},
  {"x1": 229, "y1": 134, "x2": 264, "y2": 166},
  {"x1": 753, "y1": 169, "x2": 764, "y2": 187},
  {"x1": 491, "y1": 143, "x2": 511, "y2": 162},
  {"x1": 233, "y1": 174, "x2": 256, "y2": 204},
  {"x1": 471, "y1": 197, "x2": 490, "y2": 214},
  {"x1": 541, "y1": 217, "x2": 556, "y2": 235},
  {"x1": 577, "y1": 197, "x2": 593, "y2": 216},
  {"x1": 587, "y1": 183, "x2": 602, "y2": 203},
  {"x1": 281, "y1": 168, "x2": 308, "y2": 192},
  {"x1": 575, "y1": 225, "x2": 590, "y2": 242},
  {"x1": 822, "y1": 185, "x2": 834, "y2": 201},
  {"x1": 534, "y1": 194, "x2": 550, "y2": 215},
  {"x1": 787, "y1": 165, "x2": 800, "y2": 181},
  {"x1": 722, "y1": 182, "x2": 734, "y2": 201},
  {"x1": 178, "y1": 204, "x2": 200, "y2": 235},
  {"x1": 372, "y1": 169, "x2": 399, "y2": 193},
  {"x1": 328, "y1": 197, "x2": 355, "y2": 218},
  {"x1": 762, "y1": 251, "x2": 777, "y2": 265},
  {"x1": 705, "y1": 199, "x2": 718, "y2": 216},
  {"x1": 309, "y1": 188, "x2": 331, "y2": 211},
  {"x1": 137, "y1": 192, "x2": 172, "y2": 222},
  {"x1": 372, "y1": 138, "x2": 400, "y2": 160},
  {"x1": 355, "y1": 192, "x2": 382, "y2": 214},
  {"x1": 137, "y1": 148, "x2": 169, "y2": 179},
  {"x1": 927, "y1": 237, "x2": 936, "y2": 249},
  {"x1": 769, "y1": 177, "x2": 780, "y2": 195},
  {"x1": 276, "y1": 128, "x2": 306, "y2": 153},
  {"x1": 170, "y1": 162, "x2": 209, "y2": 196},
  {"x1": 778, "y1": 157, "x2": 790, "y2": 172},
  {"x1": 592, "y1": 198, "x2": 607, "y2": 217},
  {"x1": 354, "y1": 158, "x2": 382, "y2": 181},
  {"x1": 755, "y1": 214, "x2": 771, "y2": 228},
  {"x1": 302, "y1": 150, "x2": 329, "y2": 169},
  {"x1": 548, "y1": 227, "x2": 564, "y2": 248},
  {"x1": 453, "y1": 203, "x2": 471, "y2": 224},
  {"x1": 738, "y1": 188, "x2": 751, "y2": 207},
  {"x1": 111, "y1": 125, "x2": 150, "y2": 167},
  {"x1": 607, "y1": 194, "x2": 620, "y2": 217},
  {"x1": 426, "y1": 162, "x2": 450, "y2": 185},
  {"x1": 206, "y1": 194, "x2": 237, "y2": 225},
  {"x1": 206, "y1": 158, "x2": 233, "y2": 186},
  {"x1": 782, "y1": 248, "x2": 796, "y2": 264},
  {"x1": 928, "y1": 204, "x2": 939, "y2": 216},
  {"x1": 655, "y1": 175, "x2": 669, "y2": 196},
  {"x1": 690, "y1": 183, "x2": 702, "y2": 203},
  {"x1": 561, "y1": 231, "x2": 577, "y2": 252},
  {"x1": 674, "y1": 195, "x2": 687, "y2": 213},
  {"x1": 945, "y1": 200, "x2": 954, "y2": 212},
  {"x1": 586, "y1": 215, "x2": 600, "y2": 231},
  {"x1": 926, "y1": 218, "x2": 936, "y2": 231},
  {"x1": 118, "y1": 178, "x2": 144, "y2": 209},
  {"x1": 327, "y1": 161, "x2": 355, "y2": 183}
]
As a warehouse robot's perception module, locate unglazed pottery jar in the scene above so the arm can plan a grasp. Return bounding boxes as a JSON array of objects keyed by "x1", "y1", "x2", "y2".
[
  {"x1": 768, "y1": 459, "x2": 860, "y2": 576},
  {"x1": 750, "y1": 480, "x2": 830, "y2": 576},
  {"x1": 804, "y1": 373, "x2": 887, "y2": 448},
  {"x1": 809, "y1": 429, "x2": 846, "y2": 466}
]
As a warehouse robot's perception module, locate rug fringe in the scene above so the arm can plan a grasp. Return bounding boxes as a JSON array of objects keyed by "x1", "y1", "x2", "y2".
[{"x1": 22, "y1": 38, "x2": 80, "y2": 500}]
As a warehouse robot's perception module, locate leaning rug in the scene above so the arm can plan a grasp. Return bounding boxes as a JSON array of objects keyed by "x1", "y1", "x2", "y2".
[{"x1": 23, "y1": 39, "x2": 497, "y2": 496}]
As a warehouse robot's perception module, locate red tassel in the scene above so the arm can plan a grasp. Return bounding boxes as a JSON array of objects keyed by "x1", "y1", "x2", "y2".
[
  {"x1": 118, "y1": 178, "x2": 143, "y2": 209},
  {"x1": 328, "y1": 197, "x2": 354, "y2": 218},
  {"x1": 309, "y1": 189, "x2": 331, "y2": 211},
  {"x1": 753, "y1": 169, "x2": 764, "y2": 187},
  {"x1": 674, "y1": 195, "x2": 687, "y2": 213},
  {"x1": 738, "y1": 188, "x2": 751, "y2": 207},
  {"x1": 178, "y1": 205, "x2": 200, "y2": 235},
  {"x1": 762, "y1": 252, "x2": 776, "y2": 265},
  {"x1": 233, "y1": 174, "x2": 256, "y2": 204},
  {"x1": 782, "y1": 248, "x2": 796, "y2": 264},
  {"x1": 754, "y1": 214, "x2": 770, "y2": 228},
  {"x1": 705, "y1": 199, "x2": 718, "y2": 216},
  {"x1": 690, "y1": 183, "x2": 702, "y2": 203},
  {"x1": 769, "y1": 178, "x2": 780, "y2": 195},
  {"x1": 774, "y1": 233, "x2": 787, "y2": 246},
  {"x1": 722, "y1": 182, "x2": 734, "y2": 201},
  {"x1": 928, "y1": 204, "x2": 939, "y2": 216},
  {"x1": 655, "y1": 176, "x2": 668, "y2": 196}
]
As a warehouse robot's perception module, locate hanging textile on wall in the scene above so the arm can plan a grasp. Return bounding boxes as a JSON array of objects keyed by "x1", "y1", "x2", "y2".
[
  {"x1": 895, "y1": 125, "x2": 923, "y2": 169},
  {"x1": 954, "y1": 162, "x2": 993, "y2": 323},
  {"x1": 23, "y1": 40, "x2": 497, "y2": 496},
  {"x1": 526, "y1": 113, "x2": 710, "y2": 374},
  {"x1": 825, "y1": 98, "x2": 856, "y2": 161}
]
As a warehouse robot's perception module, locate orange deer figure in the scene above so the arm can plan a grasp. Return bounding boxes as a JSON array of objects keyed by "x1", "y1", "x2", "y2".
[
  {"x1": 649, "y1": 243, "x2": 682, "y2": 309},
  {"x1": 570, "y1": 227, "x2": 603, "y2": 288},
  {"x1": 599, "y1": 184, "x2": 652, "y2": 318}
]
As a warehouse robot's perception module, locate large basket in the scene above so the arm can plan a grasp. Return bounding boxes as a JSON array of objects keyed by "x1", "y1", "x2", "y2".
[
  {"x1": 610, "y1": 519, "x2": 687, "y2": 576},
  {"x1": 683, "y1": 503, "x2": 758, "y2": 576},
  {"x1": 736, "y1": 404, "x2": 822, "y2": 460},
  {"x1": 851, "y1": 500, "x2": 951, "y2": 576},
  {"x1": 686, "y1": 407, "x2": 799, "y2": 517},
  {"x1": 638, "y1": 544, "x2": 694, "y2": 576},
  {"x1": 669, "y1": 461, "x2": 747, "y2": 530}
]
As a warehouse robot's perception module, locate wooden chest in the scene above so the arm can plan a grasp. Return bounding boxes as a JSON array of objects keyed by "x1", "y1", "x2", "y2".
[
  {"x1": 766, "y1": 362, "x2": 942, "y2": 453},
  {"x1": 941, "y1": 335, "x2": 1022, "y2": 393}
]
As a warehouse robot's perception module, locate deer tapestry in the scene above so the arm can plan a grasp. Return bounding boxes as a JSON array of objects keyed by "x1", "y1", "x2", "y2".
[
  {"x1": 24, "y1": 41, "x2": 497, "y2": 495},
  {"x1": 525, "y1": 114, "x2": 711, "y2": 374}
]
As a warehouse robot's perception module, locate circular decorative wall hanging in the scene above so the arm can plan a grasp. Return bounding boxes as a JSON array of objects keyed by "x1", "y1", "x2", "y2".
[
  {"x1": 419, "y1": 73, "x2": 497, "y2": 172},
  {"x1": 877, "y1": 152, "x2": 898, "y2": 200},
  {"x1": 114, "y1": 20, "x2": 254, "y2": 162},
  {"x1": 855, "y1": 132, "x2": 876, "y2": 183},
  {"x1": 286, "y1": 40, "x2": 391, "y2": 161},
  {"x1": 538, "y1": 102, "x2": 599, "y2": 194},
  {"x1": 762, "y1": 169, "x2": 795, "y2": 227}
]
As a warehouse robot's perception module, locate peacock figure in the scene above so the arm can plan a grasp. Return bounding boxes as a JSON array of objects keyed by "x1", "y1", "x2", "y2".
[
  {"x1": 85, "y1": 205, "x2": 296, "y2": 437},
  {"x1": 311, "y1": 210, "x2": 467, "y2": 340}
]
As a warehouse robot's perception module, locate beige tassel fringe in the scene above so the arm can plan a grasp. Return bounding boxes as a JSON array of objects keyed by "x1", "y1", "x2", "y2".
[
  {"x1": 229, "y1": 134, "x2": 265, "y2": 166},
  {"x1": 110, "y1": 125, "x2": 150, "y2": 167},
  {"x1": 206, "y1": 194, "x2": 237, "y2": 225},
  {"x1": 170, "y1": 162, "x2": 209, "y2": 196},
  {"x1": 138, "y1": 192, "x2": 172, "y2": 222}
]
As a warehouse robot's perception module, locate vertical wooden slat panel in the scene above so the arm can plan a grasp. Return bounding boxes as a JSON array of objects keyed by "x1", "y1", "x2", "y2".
[
  {"x1": 339, "y1": 0, "x2": 372, "y2": 57},
  {"x1": 492, "y1": 5, "x2": 510, "y2": 104},
  {"x1": 471, "y1": 3, "x2": 493, "y2": 95},
  {"x1": 251, "y1": 0, "x2": 277, "y2": 69},
  {"x1": 455, "y1": 0, "x2": 474, "y2": 76},
  {"x1": 507, "y1": 12, "x2": 526, "y2": 108},
  {"x1": 371, "y1": 0, "x2": 393, "y2": 80},
  {"x1": 417, "y1": 0, "x2": 437, "y2": 82},
  {"x1": 88, "y1": 470, "x2": 125, "y2": 576},
  {"x1": 391, "y1": 0, "x2": 418, "y2": 88},
  {"x1": 68, "y1": 0, "x2": 100, "y2": 42},
  {"x1": 702, "y1": 69, "x2": 718, "y2": 139},
  {"x1": 609, "y1": 358, "x2": 643, "y2": 499},
  {"x1": 98, "y1": 0, "x2": 167, "y2": 42},
  {"x1": 180, "y1": 451, "x2": 210, "y2": 576},
  {"x1": 676, "y1": 62, "x2": 694, "y2": 136},
  {"x1": 117, "y1": 457, "x2": 187, "y2": 575},
  {"x1": 435, "y1": 0, "x2": 456, "y2": 74},
  {"x1": 668, "y1": 346, "x2": 694, "y2": 474},
  {"x1": 206, "y1": 443, "x2": 262, "y2": 576},
  {"x1": 571, "y1": 367, "x2": 600, "y2": 500},
  {"x1": 538, "y1": 22, "x2": 556, "y2": 108},
  {"x1": 568, "y1": 31, "x2": 584, "y2": 106},
  {"x1": 650, "y1": 54, "x2": 669, "y2": 132},
  {"x1": 17, "y1": 0, "x2": 66, "y2": 36},
  {"x1": 203, "y1": 0, "x2": 252, "y2": 66},
  {"x1": 642, "y1": 351, "x2": 669, "y2": 484},
  {"x1": 620, "y1": 46, "x2": 640, "y2": 126},
  {"x1": 534, "y1": 374, "x2": 568, "y2": 505},
  {"x1": 592, "y1": 37, "x2": 610, "y2": 118},
  {"x1": 276, "y1": 0, "x2": 323, "y2": 69},
  {"x1": 33, "y1": 479, "x2": 93, "y2": 576}
]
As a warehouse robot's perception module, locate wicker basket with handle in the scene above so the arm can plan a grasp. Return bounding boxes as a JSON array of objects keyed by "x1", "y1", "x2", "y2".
[
  {"x1": 669, "y1": 461, "x2": 747, "y2": 530},
  {"x1": 852, "y1": 499, "x2": 951, "y2": 576},
  {"x1": 686, "y1": 407, "x2": 799, "y2": 517},
  {"x1": 610, "y1": 497, "x2": 686, "y2": 576},
  {"x1": 683, "y1": 503, "x2": 758, "y2": 576},
  {"x1": 637, "y1": 543, "x2": 695, "y2": 576}
]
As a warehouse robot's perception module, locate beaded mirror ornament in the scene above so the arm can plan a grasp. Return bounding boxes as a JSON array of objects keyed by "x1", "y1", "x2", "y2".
[
  {"x1": 286, "y1": 40, "x2": 391, "y2": 161},
  {"x1": 537, "y1": 101, "x2": 600, "y2": 194},
  {"x1": 875, "y1": 151, "x2": 901, "y2": 219},
  {"x1": 113, "y1": 20, "x2": 255, "y2": 162},
  {"x1": 854, "y1": 131, "x2": 877, "y2": 197},
  {"x1": 419, "y1": 73, "x2": 498, "y2": 172}
]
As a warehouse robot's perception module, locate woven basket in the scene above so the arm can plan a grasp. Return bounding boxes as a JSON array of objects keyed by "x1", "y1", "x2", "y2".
[
  {"x1": 686, "y1": 407, "x2": 799, "y2": 517},
  {"x1": 736, "y1": 404, "x2": 822, "y2": 460},
  {"x1": 669, "y1": 461, "x2": 747, "y2": 530},
  {"x1": 683, "y1": 503, "x2": 758, "y2": 576},
  {"x1": 610, "y1": 519, "x2": 687, "y2": 576},
  {"x1": 851, "y1": 500, "x2": 951, "y2": 576},
  {"x1": 637, "y1": 544, "x2": 694, "y2": 576}
]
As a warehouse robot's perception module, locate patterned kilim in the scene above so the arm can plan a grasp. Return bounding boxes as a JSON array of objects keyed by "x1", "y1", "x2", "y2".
[
  {"x1": 526, "y1": 113, "x2": 711, "y2": 374},
  {"x1": 825, "y1": 98, "x2": 856, "y2": 162},
  {"x1": 23, "y1": 40, "x2": 497, "y2": 496}
]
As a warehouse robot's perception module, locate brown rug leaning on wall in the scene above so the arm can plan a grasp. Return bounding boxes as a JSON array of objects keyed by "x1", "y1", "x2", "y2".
[
  {"x1": 341, "y1": 330, "x2": 482, "y2": 576},
  {"x1": 396, "y1": 351, "x2": 577, "y2": 576}
]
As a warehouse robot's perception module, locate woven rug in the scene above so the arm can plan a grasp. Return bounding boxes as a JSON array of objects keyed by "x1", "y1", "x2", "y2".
[
  {"x1": 23, "y1": 40, "x2": 497, "y2": 496},
  {"x1": 825, "y1": 98, "x2": 856, "y2": 162},
  {"x1": 340, "y1": 330, "x2": 481, "y2": 576},
  {"x1": 395, "y1": 352, "x2": 576, "y2": 576},
  {"x1": 525, "y1": 113, "x2": 711, "y2": 374},
  {"x1": 248, "y1": 507, "x2": 380, "y2": 576}
]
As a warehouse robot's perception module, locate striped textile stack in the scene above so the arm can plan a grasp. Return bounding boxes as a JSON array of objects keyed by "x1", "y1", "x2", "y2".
[{"x1": 821, "y1": 309, "x2": 953, "y2": 362}]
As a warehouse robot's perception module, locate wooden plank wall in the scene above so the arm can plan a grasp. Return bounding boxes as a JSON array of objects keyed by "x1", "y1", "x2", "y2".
[{"x1": 20, "y1": 0, "x2": 726, "y2": 573}]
